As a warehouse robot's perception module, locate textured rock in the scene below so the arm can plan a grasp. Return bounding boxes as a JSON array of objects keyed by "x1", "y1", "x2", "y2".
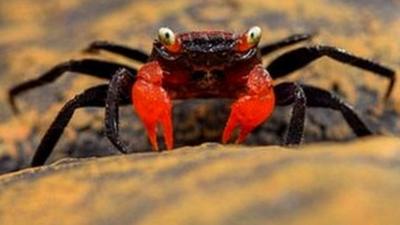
[
  {"x1": 1, "y1": 137, "x2": 400, "y2": 225},
  {"x1": 0, "y1": 0, "x2": 399, "y2": 173}
]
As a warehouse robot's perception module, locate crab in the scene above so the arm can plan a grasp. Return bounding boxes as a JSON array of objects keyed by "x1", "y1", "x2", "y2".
[{"x1": 9, "y1": 26, "x2": 395, "y2": 167}]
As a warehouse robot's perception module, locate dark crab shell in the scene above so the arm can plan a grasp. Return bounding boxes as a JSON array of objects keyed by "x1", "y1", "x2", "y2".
[
  {"x1": 151, "y1": 31, "x2": 261, "y2": 71},
  {"x1": 147, "y1": 30, "x2": 263, "y2": 100}
]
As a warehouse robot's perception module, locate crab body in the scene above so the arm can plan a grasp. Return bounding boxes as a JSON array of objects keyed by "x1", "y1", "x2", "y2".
[
  {"x1": 133, "y1": 28, "x2": 275, "y2": 150},
  {"x1": 9, "y1": 25, "x2": 395, "y2": 166},
  {"x1": 150, "y1": 31, "x2": 263, "y2": 99}
]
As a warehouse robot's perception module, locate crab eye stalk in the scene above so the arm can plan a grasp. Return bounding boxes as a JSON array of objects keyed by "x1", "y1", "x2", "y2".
[
  {"x1": 236, "y1": 26, "x2": 262, "y2": 52},
  {"x1": 158, "y1": 27, "x2": 181, "y2": 53},
  {"x1": 246, "y1": 26, "x2": 262, "y2": 46}
]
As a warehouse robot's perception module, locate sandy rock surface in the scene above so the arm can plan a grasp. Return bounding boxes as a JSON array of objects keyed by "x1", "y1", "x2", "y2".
[
  {"x1": 0, "y1": 0, "x2": 399, "y2": 173},
  {"x1": 1, "y1": 136, "x2": 400, "y2": 225}
]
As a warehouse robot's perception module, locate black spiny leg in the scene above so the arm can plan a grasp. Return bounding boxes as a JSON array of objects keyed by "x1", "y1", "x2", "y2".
[
  {"x1": 301, "y1": 84, "x2": 372, "y2": 136},
  {"x1": 267, "y1": 45, "x2": 396, "y2": 99},
  {"x1": 31, "y1": 84, "x2": 130, "y2": 167},
  {"x1": 8, "y1": 59, "x2": 137, "y2": 113},
  {"x1": 275, "y1": 82, "x2": 372, "y2": 145},
  {"x1": 105, "y1": 68, "x2": 135, "y2": 154},
  {"x1": 274, "y1": 82, "x2": 307, "y2": 145},
  {"x1": 260, "y1": 33, "x2": 314, "y2": 56},
  {"x1": 84, "y1": 41, "x2": 149, "y2": 63}
]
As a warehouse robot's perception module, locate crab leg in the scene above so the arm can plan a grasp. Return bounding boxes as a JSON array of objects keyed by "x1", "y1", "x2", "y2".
[
  {"x1": 223, "y1": 65, "x2": 275, "y2": 144},
  {"x1": 132, "y1": 61, "x2": 173, "y2": 150}
]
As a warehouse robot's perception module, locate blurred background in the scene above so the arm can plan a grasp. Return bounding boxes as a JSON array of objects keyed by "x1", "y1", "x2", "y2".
[{"x1": 0, "y1": 0, "x2": 399, "y2": 174}]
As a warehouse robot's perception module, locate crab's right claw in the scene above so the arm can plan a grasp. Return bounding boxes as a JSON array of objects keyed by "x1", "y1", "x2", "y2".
[{"x1": 132, "y1": 61, "x2": 173, "y2": 151}]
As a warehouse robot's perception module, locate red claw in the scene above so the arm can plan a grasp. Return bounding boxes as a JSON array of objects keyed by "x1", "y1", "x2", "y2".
[
  {"x1": 222, "y1": 65, "x2": 275, "y2": 144},
  {"x1": 132, "y1": 61, "x2": 173, "y2": 151}
]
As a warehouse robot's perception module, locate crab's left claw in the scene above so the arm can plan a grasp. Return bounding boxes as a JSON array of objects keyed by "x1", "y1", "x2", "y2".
[
  {"x1": 223, "y1": 65, "x2": 275, "y2": 144},
  {"x1": 132, "y1": 61, "x2": 173, "y2": 151}
]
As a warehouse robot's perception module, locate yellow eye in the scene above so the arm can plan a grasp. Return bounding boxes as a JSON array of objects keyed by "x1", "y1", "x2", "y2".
[
  {"x1": 246, "y1": 26, "x2": 262, "y2": 46},
  {"x1": 158, "y1": 27, "x2": 176, "y2": 46}
]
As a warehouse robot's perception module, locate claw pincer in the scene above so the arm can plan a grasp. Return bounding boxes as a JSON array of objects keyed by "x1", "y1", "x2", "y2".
[
  {"x1": 133, "y1": 61, "x2": 173, "y2": 150},
  {"x1": 223, "y1": 65, "x2": 275, "y2": 144}
]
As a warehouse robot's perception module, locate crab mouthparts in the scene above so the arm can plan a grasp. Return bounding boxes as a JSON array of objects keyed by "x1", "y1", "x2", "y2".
[{"x1": 192, "y1": 70, "x2": 224, "y2": 88}]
